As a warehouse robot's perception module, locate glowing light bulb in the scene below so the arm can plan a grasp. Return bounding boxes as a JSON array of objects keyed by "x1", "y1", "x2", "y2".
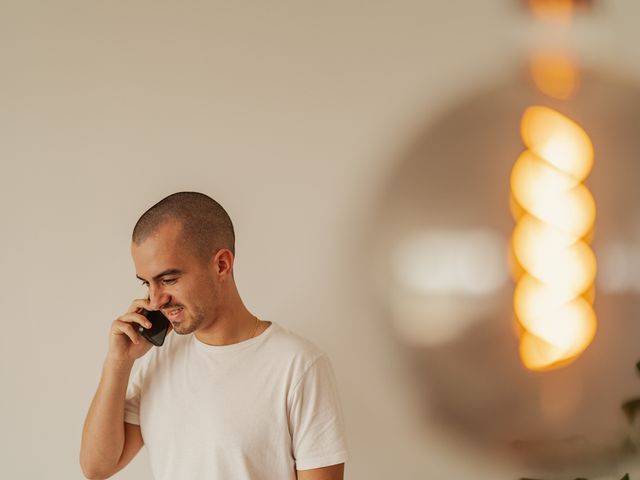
[{"x1": 510, "y1": 106, "x2": 597, "y2": 371}]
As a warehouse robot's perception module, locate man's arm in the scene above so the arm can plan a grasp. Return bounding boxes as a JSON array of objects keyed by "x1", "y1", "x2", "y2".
[
  {"x1": 297, "y1": 463, "x2": 344, "y2": 480},
  {"x1": 80, "y1": 357, "x2": 141, "y2": 479},
  {"x1": 80, "y1": 298, "x2": 158, "y2": 478}
]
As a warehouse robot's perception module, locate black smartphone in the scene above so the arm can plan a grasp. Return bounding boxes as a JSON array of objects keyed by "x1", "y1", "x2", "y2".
[{"x1": 138, "y1": 308, "x2": 171, "y2": 346}]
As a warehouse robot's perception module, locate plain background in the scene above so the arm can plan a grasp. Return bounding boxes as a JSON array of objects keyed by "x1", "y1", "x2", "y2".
[{"x1": 3, "y1": 1, "x2": 640, "y2": 478}]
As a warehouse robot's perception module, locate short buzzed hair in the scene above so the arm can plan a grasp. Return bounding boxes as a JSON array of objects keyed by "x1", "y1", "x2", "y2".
[{"x1": 132, "y1": 192, "x2": 235, "y2": 263}]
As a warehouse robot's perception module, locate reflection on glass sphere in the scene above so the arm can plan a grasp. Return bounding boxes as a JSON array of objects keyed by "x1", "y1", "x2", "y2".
[{"x1": 367, "y1": 67, "x2": 640, "y2": 474}]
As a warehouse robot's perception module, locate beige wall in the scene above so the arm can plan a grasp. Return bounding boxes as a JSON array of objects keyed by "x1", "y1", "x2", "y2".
[{"x1": 2, "y1": 1, "x2": 640, "y2": 478}]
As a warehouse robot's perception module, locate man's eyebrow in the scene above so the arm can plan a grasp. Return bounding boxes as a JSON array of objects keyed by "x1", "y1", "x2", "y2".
[{"x1": 136, "y1": 269, "x2": 183, "y2": 282}]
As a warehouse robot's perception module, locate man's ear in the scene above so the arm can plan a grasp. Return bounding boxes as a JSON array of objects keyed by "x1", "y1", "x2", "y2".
[{"x1": 211, "y1": 248, "x2": 234, "y2": 278}]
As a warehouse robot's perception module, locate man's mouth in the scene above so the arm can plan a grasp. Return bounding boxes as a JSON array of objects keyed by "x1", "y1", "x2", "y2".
[{"x1": 164, "y1": 307, "x2": 184, "y2": 319}]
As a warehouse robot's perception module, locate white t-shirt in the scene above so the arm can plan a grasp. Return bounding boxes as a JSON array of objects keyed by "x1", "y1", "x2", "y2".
[{"x1": 124, "y1": 321, "x2": 348, "y2": 479}]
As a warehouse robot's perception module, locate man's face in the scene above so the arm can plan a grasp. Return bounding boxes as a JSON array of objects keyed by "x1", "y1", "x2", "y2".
[{"x1": 130, "y1": 221, "x2": 220, "y2": 335}]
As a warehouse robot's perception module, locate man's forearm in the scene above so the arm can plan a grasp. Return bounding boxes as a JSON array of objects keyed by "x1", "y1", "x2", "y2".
[{"x1": 80, "y1": 356, "x2": 134, "y2": 478}]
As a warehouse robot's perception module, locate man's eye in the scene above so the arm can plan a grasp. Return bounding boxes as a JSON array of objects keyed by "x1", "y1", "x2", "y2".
[
  {"x1": 162, "y1": 278, "x2": 177, "y2": 285},
  {"x1": 141, "y1": 282, "x2": 149, "y2": 287}
]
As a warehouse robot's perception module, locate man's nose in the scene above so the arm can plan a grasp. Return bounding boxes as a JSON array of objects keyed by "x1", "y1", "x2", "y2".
[{"x1": 148, "y1": 286, "x2": 170, "y2": 311}]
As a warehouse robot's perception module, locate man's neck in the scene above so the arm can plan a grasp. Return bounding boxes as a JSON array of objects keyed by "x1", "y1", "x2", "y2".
[{"x1": 195, "y1": 311, "x2": 261, "y2": 346}]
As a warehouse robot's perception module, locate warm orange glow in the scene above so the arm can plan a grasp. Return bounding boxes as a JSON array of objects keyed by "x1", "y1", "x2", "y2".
[
  {"x1": 511, "y1": 151, "x2": 595, "y2": 236},
  {"x1": 510, "y1": 106, "x2": 597, "y2": 371},
  {"x1": 527, "y1": 0, "x2": 576, "y2": 24},
  {"x1": 521, "y1": 106, "x2": 593, "y2": 181},
  {"x1": 530, "y1": 53, "x2": 580, "y2": 100}
]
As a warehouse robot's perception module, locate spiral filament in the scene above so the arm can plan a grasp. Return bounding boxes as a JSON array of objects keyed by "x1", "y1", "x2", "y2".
[{"x1": 510, "y1": 105, "x2": 597, "y2": 371}]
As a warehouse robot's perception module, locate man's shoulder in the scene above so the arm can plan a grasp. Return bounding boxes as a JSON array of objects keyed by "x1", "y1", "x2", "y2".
[{"x1": 263, "y1": 322, "x2": 327, "y2": 366}]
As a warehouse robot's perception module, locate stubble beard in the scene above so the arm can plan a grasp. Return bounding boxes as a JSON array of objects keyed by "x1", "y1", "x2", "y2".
[{"x1": 172, "y1": 306, "x2": 205, "y2": 335}]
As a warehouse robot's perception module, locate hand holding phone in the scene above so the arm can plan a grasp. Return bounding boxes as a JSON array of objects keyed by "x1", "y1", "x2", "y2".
[
  {"x1": 108, "y1": 298, "x2": 169, "y2": 363},
  {"x1": 137, "y1": 308, "x2": 171, "y2": 346}
]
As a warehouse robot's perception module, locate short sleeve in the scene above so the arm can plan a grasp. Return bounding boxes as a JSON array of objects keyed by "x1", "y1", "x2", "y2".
[
  {"x1": 288, "y1": 354, "x2": 349, "y2": 471},
  {"x1": 123, "y1": 361, "x2": 144, "y2": 425}
]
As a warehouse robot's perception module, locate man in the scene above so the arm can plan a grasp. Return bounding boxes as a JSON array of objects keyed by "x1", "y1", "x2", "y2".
[{"x1": 80, "y1": 191, "x2": 348, "y2": 479}]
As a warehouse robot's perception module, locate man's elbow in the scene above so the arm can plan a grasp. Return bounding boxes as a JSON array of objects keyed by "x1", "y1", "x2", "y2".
[
  {"x1": 82, "y1": 472, "x2": 108, "y2": 480},
  {"x1": 80, "y1": 465, "x2": 112, "y2": 480},
  {"x1": 79, "y1": 455, "x2": 115, "y2": 480}
]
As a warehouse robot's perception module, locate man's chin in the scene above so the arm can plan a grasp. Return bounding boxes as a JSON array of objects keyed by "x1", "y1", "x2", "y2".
[{"x1": 172, "y1": 322, "x2": 195, "y2": 335}]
